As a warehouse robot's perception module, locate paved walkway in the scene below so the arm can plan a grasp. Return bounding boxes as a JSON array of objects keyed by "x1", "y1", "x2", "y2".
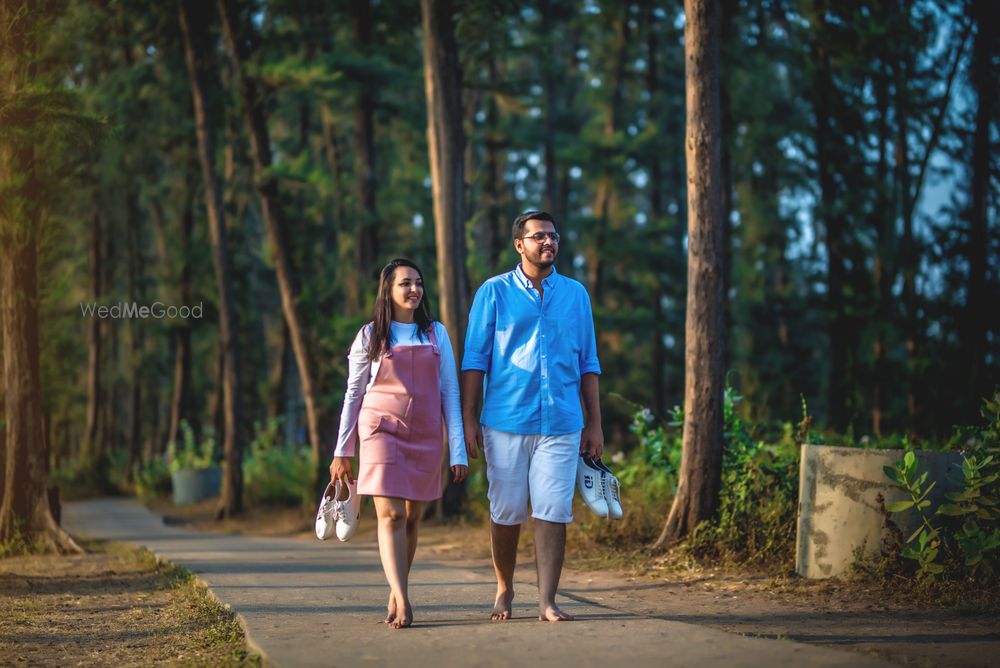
[{"x1": 64, "y1": 499, "x2": 890, "y2": 668}]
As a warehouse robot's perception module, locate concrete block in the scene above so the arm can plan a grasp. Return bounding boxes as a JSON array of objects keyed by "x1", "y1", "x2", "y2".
[{"x1": 795, "y1": 444, "x2": 962, "y2": 578}]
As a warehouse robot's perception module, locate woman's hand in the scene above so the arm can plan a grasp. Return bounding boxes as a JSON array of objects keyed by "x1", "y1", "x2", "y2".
[
  {"x1": 330, "y1": 457, "x2": 353, "y2": 485},
  {"x1": 451, "y1": 464, "x2": 468, "y2": 483}
]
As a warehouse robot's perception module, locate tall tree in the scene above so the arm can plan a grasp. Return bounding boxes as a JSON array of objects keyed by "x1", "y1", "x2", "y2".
[
  {"x1": 178, "y1": 0, "x2": 246, "y2": 518},
  {"x1": 217, "y1": 0, "x2": 325, "y2": 476},
  {"x1": 353, "y1": 0, "x2": 379, "y2": 302},
  {"x1": 964, "y1": 0, "x2": 996, "y2": 415},
  {"x1": 0, "y1": 0, "x2": 88, "y2": 552},
  {"x1": 422, "y1": 0, "x2": 470, "y2": 515},
  {"x1": 421, "y1": 0, "x2": 470, "y2": 357},
  {"x1": 654, "y1": 0, "x2": 725, "y2": 549}
]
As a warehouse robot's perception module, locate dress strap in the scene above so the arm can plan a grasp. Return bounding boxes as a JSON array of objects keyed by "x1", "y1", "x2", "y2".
[{"x1": 428, "y1": 323, "x2": 440, "y2": 355}]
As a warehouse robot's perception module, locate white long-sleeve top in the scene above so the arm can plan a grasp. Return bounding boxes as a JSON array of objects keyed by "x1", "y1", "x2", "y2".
[{"x1": 334, "y1": 320, "x2": 467, "y2": 467}]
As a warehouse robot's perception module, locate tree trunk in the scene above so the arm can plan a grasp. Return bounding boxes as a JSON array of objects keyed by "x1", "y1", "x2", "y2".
[
  {"x1": 422, "y1": 0, "x2": 470, "y2": 517},
  {"x1": 871, "y1": 64, "x2": 892, "y2": 437},
  {"x1": 482, "y1": 53, "x2": 505, "y2": 271},
  {"x1": 965, "y1": 0, "x2": 995, "y2": 416},
  {"x1": 894, "y1": 32, "x2": 917, "y2": 425},
  {"x1": 587, "y1": 6, "x2": 630, "y2": 305},
  {"x1": 217, "y1": 0, "x2": 324, "y2": 476},
  {"x1": 654, "y1": 0, "x2": 725, "y2": 550},
  {"x1": 126, "y1": 192, "x2": 143, "y2": 478},
  {"x1": 81, "y1": 213, "x2": 102, "y2": 463},
  {"x1": 178, "y1": 0, "x2": 245, "y2": 518},
  {"x1": 354, "y1": 0, "x2": 379, "y2": 295},
  {"x1": 645, "y1": 0, "x2": 667, "y2": 419},
  {"x1": 811, "y1": 1, "x2": 850, "y2": 432},
  {"x1": 268, "y1": 322, "x2": 290, "y2": 419},
  {"x1": 0, "y1": 134, "x2": 81, "y2": 552}
]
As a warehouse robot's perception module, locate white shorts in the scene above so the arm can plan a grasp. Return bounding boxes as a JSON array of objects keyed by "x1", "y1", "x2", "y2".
[{"x1": 482, "y1": 425, "x2": 582, "y2": 525}]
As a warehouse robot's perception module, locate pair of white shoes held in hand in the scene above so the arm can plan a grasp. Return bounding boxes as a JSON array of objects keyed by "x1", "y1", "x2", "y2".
[
  {"x1": 576, "y1": 455, "x2": 623, "y2": 520},
  {"x1": 315, "y1": 479, "x2": 360, "y2": 542}
]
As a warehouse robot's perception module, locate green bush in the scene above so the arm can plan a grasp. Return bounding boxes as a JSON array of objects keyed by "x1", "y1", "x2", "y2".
[
  {"x1": 682, "y1": 388, "x2": 800, "y2": 568},
  {"x1": 882, "y1": 390, "x2": 1000, "y2": 584},
  {"x1": 242, "y1": 417, "x2": 314, "y2": 508},
  {"x1": 135, "y1": 454, "x2": 172, "y2": 501},
  {"x1": 167, "y1": 421, "x2": 216, "y2": 472},
  {"x1": 49, "y1": 454, "x2": 120, "y2": 500}
]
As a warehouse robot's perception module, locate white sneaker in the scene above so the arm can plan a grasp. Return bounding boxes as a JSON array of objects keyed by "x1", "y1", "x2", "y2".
[
  {"x1": 576, "y1": 456, "x2": 609, "y2": 518},
  {"x1": 333, "y1": 479, "x2": 360, "y2": 542},
  {"x1": 314, "y1": 480, "x2": 360, "y2": 541},
  {"x1": 593, "y1": 458, "x2": 623, "y2": 520},
  {"x1": 315, "y1": 482, "x2": 337, "y2": 540}
]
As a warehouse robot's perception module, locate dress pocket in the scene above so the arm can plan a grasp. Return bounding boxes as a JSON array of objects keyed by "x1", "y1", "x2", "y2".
[{"x1": 361, "y1": 418, "x2": 398, "y2": 465}]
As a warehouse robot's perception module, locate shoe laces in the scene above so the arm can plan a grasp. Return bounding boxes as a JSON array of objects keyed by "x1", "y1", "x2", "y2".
[
  {"x1": 602, "y1": 472, "x2": 621, "y2": 503},
  {"x1": 318, "y1": 497, "x2": 346, "y2": 522}
]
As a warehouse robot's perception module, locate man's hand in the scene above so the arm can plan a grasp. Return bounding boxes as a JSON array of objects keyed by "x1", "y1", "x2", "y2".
[
  {"x1": 580, "y1": 422, "x2": 604, "y2": 459},
  {"x1": 463, "y1": 414, "x2": 483, "y2": 460},
  {"x1": 330, "y1": 457, "x2": 353, "y2": 484},
  {"x1": 451, "y1": 464, "x2": 469, "y2": 483}
]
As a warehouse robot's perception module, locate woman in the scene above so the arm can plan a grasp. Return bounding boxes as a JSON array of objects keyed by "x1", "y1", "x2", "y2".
[{"x1": 330, "y1": 258, "x2": 468, "y2": 629}]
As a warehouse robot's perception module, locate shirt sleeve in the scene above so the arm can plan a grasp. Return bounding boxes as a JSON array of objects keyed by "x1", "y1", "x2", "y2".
[
  {"x1": 334, "y1": 325, "x2": 372, "y2": 457},
  {"x1": 579, "y1": 287, "x2": 602, "y2": 376},
  {"x1": 435, "y1": 322, "x2": 468, "y2": 467},
  {"x1": 462, "y1": 282, "x2": 496, "y2": 372}
]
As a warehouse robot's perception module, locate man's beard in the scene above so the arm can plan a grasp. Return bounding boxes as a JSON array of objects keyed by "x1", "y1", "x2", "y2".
[{"x1": 528, "y1": 248, "x2": 556, "y2": 269}]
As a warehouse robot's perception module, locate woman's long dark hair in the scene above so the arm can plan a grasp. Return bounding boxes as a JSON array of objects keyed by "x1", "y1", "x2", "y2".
[{"x1": 366, "y1": 258, "x2": 434, "y2": 361}]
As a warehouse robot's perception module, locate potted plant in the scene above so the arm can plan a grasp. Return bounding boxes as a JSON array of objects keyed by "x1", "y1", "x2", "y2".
[{"x1": 168, "y1": 421, "x2": 221, "y2": 505}]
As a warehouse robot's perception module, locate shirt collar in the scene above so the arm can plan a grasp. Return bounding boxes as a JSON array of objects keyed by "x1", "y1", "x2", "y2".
[{"x1": 514, "y1": 263, "x2": 559, "y2": 290}]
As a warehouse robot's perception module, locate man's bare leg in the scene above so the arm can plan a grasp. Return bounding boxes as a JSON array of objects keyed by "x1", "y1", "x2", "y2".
[
  {"x1": 534, "y1": 519, "x2": 573, "y2": 621},
  {"x1": 490, "y1": 521, "x2": 520, "y2": 620}
]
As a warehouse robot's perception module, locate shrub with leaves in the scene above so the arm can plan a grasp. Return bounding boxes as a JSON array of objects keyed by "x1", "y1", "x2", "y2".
[
  {"x1": 883, "y1": 390, "x2": 1000, "y2": 583},
  {"x1": 683, "y1": 387, "x2": 800, "y2": 568},
  {"x1": 167, "y1": 421, "x2": 216, "y2": 472},
  {"x1": 242, "y1": 417, "x2": 314, "y2": 508},
  {"x1": 135, "y1": 454, "x2": 172, "y2": 501}
]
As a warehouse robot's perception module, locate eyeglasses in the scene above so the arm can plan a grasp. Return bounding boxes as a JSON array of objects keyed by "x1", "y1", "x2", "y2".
[{"x1": 520, "y1": 232, "x2": 560, "y2": 244}]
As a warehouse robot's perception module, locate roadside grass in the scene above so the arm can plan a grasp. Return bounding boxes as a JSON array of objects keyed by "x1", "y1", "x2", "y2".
[{"x1": 0, "y1": 539, "x2": 259, "y2": 666}]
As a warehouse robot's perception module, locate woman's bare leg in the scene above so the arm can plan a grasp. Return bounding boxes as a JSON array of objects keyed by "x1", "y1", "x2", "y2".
[
  {"x1": 386, "y1": 500, "x2": 424, "y2": 624},
  {"x1": 373, "y1": 496, "x2": 411, "y2": 628}
]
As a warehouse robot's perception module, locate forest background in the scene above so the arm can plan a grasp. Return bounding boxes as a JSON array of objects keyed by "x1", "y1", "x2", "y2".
[{"x1": 0, "y1": 0, "x2": 996, "y2": 561}]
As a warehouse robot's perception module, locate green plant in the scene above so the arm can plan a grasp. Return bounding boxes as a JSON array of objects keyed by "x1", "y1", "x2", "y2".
[
  {"x1": 883, "y1": 391, "x2": 1000, "y2": 583},
  {"x1": 938, "y1": 452, "x2": 1000, "y2": 576},
  {"x1": 242, "y1": 417, "x2": 314, "y2": 507},
  {"x1": 167, "y1": 421, "x2": 216, "y2": 472},
  {"x1": 883, "y1": 450, "x2": 944, "y2": 582},
  {"x1": 135, "y1": 454, "x2": 172, "y2": 500},
  {"x1": 0, "y1": 518, "x2": 43, "y2": 558}
]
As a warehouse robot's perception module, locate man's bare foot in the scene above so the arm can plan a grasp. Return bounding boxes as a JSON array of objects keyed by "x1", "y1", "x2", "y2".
[
  {"x1": 385, "y1": 594, "x2": 396, "y2": 625},
  {"x1": 538, "y1": 605, "x2": 574, "y2": 622},
  {"x1": 490, "y1": 589, "x2": 514, "y2": 621},
  {"x1": 390, "y1": 600, "x2": 412, "y2": 629}
]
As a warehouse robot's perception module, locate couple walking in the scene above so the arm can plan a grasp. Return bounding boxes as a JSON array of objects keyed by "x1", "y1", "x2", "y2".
[{"x1": 329, "y1": 211, "x2": 603, "y2": 628}]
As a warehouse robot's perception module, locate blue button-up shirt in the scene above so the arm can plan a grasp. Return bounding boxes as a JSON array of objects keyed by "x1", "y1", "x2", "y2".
[{"x1": 463, "y1": 264, "x2": 601, "y2": 435}]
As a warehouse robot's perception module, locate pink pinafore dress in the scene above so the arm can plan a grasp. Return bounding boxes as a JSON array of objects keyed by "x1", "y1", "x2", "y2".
[{"x1": 356, "y1": 325, "x2": 443, "y2": 501}]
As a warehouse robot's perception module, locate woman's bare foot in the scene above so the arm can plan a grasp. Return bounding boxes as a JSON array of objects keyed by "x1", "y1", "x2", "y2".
[
  {"x1": 538, "y1": 605, "x2": 574, "y2": 622},
  {"x1": 385, "y1": 594, "x2": 396, "y2": 625},
  {"x1": 490, "y1": 589, "x2": 514, "y2": 621},
  {"x1": 390, "y1": 599, "x2": 412, "y2": 629}
]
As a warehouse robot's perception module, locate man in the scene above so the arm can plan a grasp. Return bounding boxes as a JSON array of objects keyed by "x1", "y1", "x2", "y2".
[{"x1": 462, "y1": 210, "x2": 603, "y2": 622}]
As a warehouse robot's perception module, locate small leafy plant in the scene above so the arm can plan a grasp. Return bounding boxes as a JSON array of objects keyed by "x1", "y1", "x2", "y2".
[
  {"x1": 167, "y1": 421, "x2": 216, "y2": 472},
  {"x1": 882, "y1": 391, "x2": 1000, "y2": 583}
]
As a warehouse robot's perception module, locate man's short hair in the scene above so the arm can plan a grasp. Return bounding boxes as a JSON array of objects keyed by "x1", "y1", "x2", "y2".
[{"x1": 512, "y1": 210, "x2": 556, "y2": 241}]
